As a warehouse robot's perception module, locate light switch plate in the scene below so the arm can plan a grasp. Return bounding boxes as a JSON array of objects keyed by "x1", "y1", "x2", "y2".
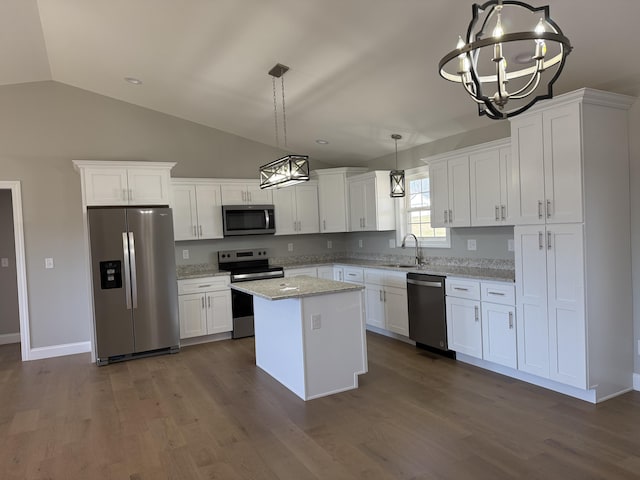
[
  {"x1": 311, "y1": 314, "x2": 321, "y2": 330},
  {"x1": 45, "y1": 257, "x2": 54, "y2": 269},
  {"x1": 508, "y1": 239, "x2": 515, "y2": 252},
  {"x1": 287, "y1": 243, "x2": 294, "y2": 252},
  {"x1": 467, "y1": 239, "x2": 477, "y2": 251},
  {"x1": 389, "y1": 239, "x2": 396, "y2": 249},
  {"x1": 327, "y1": 240, "x2": 332, "y2": 249},
  {"x1": 182, "y1": 249, "x2": 190, "y2": 260},
  {"x1": 358, "y1": 239, "x2": 363, "y2": 248},
  {"x1": 1, "y1": 258, "x2": 8, "y2": 268}
]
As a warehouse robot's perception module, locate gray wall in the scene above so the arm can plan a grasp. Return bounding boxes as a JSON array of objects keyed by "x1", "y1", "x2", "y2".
[
  {"x1": 0, "y1": 190, "x2": 19, "y2": 336},
  {"x1": 0, "y1": 80, "x2": 322, "y2": 349},
  {"x1": 629, "y1": 98, "x2": 640, "y2": 374}
]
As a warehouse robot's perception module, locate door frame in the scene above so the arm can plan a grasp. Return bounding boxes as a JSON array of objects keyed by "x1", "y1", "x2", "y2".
[{"x1": 0, "y1": 181, "x2": 31, "y2": 361}]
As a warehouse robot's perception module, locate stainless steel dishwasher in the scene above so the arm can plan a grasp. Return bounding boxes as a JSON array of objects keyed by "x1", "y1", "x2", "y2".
[{"x1": 407, "y1": 273, "x2": 450, "y2": 353}]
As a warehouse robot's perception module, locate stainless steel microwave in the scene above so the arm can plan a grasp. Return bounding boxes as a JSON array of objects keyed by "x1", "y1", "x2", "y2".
[{"x1": 222, "y1": 205, "x2": 276, "y2": 236}]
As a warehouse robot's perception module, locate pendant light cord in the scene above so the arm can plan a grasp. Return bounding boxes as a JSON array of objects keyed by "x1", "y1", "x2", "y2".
[
  {"x1": 272, "y1": 76, "x2": 279, "y2": 147},
  {"x1": 281, "y1": 77, "x2": 288, "y2": 147}
]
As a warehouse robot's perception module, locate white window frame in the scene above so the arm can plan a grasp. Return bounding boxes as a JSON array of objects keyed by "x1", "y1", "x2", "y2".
[{"x1": 395, "y1": 165, "x2": 451, "y2": 249}]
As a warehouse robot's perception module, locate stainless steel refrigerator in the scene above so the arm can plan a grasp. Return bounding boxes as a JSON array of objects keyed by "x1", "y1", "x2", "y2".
[{"x1": 88, "y1": 207, "x2": 179, "y2": 365}]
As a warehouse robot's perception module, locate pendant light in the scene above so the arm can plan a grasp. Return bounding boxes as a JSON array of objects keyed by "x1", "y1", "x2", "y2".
[
  {"x1": 438, "y1": 0, "x2": 572, "y2": 119},
  {"x1": 389, "y1": 134, "x2": 405, "y2": 198},
  {"x1": 260, "y1": 63, "x2": 310, "y2": 189}
]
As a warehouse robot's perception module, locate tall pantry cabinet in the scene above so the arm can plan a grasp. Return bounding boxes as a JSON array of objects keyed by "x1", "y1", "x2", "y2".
[{"x1": 511, "y1": 89, "x2": 634, "y2": 402}]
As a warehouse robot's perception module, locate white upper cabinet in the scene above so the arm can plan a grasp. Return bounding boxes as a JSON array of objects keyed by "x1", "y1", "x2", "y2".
[
  {"x1": 509, "y1": 102, "x2": 583, "y2": 225},
  {"x1": 273, "y1": 182, "x2": 320, "y2": 235},
  {"x1": 469, "y1": 142, "x2": 512, "y2": 226},
  {"x1": 347, "y1": 171, "x2": 396, "y2": 231},
  {"x1": 73, "y1": 161, "x2": 174, "y2": 206},
  {"x1": 314, "y1": 168, "x2": 367, "y2": 233},
  {"x1": 220, "y1": 181, "x2": 272, "y2": 205},
  {"x1": 429, "y1": 155, "x2": 471, "y2": 228},
  {"x1": 171, "y1": 180, "x2": 223, "y2": 241}
]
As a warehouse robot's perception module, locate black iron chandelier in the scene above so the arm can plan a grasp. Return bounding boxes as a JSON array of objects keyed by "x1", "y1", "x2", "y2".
[
  {"x1": 260, "y1": 63, "x2": 310, "y2": 189},
  {"x1": 389, "y1": 134, "x2": 405, "y2": 198},
  {"x1": 439, "y1": 0, "x2": 572, "y2": 119}
]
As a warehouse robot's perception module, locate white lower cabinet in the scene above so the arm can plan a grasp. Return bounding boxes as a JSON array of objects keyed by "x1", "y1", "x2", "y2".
[
  {"x1": 178, "y1": 276, "x2": 232, "y2": 339},
  {"x1": 481, "y1": 302, "x2": 517, "y2": 369},
  {"x1": 364, "y1": 269, "x2": 408, "y2": 336},
  {"x1": 446, "y1": 296, "x2": 482, "y2": 359}
]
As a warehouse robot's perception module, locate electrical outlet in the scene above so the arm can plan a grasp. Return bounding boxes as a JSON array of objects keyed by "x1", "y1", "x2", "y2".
[
  {"x1": 182, "y1": 249, "x2": 190, "y2": 260},
  {"x1": 327, "y1": 240, "x2": 332, "y2": 249},
  {"x1": 45, "y1": 257, "x2": 54, "y2": 269},
  {"x1": 311, "y1": 314, "x2": 321, "y2": 330},
  {"x1": 467, "y1": 239, "x2": 477, "y2": 251},
  {"x1": 288, "y1": 243, "x2": 294, "y2": 252},
  {"x1": 0, "y1": 258, "x2": 8, "y2": 268},
  {"x1": 358, "y1": 239, "x2": 363, "y2": 248},
  {"x1": 389, "y1": 239, "x2": 396, "y2": 249},
  {"x1": 508, "y1": 239, "x2": 515, "y2": 252}
]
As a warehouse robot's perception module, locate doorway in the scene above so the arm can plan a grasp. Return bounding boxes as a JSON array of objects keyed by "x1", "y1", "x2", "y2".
[{"x1": 0, "y1": 182, "x2": 30, "y2": 361}]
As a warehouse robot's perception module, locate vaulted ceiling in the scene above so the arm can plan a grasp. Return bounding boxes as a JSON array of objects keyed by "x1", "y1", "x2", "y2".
[{"x1": 2, "y1": 0, "x2": 639, "y2": 165}]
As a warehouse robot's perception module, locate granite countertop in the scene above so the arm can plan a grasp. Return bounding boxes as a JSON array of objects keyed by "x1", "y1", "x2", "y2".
[
  {"x1": 230, "y1": 275, "x2": 365, "y2": 300},
  {"x1": 282, "y1": 259, "x2": 515, "y2": 283},
  {"x1": 176, "y1": 264, "x2": 229, "y2": 280}
]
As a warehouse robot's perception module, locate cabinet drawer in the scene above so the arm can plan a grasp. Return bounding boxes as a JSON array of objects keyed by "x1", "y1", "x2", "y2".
[
  {"x1": 446, "y1": 277, "x2": 480, "y2": 300},
  {"x1": 342, "y1": 267, "x2": 364, "y2": 284},
  {"x1": 384, "y1": 271, "x2": 407, "y2": 288},
  {"x1": 178, "y1": 275, "x2": 230, "y2": 294},
  {"x1": 364, "y1": 269, "x2": 384, "y2": 285},
  {"x1": 481, "y1": 281, "x2": 515, "y2": 305}
]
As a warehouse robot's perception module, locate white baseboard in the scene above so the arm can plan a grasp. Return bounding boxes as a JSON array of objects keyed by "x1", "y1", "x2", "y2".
[
  {"x1": 0, "y1": 332, "x2": 20, "y2": 345},
  {"x1": 28, "y1": 341, "x2": 91, "y2": 361},
  {"x1": 634, "y1": 373, "x2": 640, "y2": 391},
  {"x1": 180, "y1": 332, "x2": 232, "y2": 347},
  {"x1": 366, "y1": 325, "x2": 415, "y2": 345}
]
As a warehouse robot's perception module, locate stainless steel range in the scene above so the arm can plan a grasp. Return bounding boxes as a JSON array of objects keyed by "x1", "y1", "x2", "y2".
[{"x1": 217, "y1": 249, "x2": 284, "y2": 338}]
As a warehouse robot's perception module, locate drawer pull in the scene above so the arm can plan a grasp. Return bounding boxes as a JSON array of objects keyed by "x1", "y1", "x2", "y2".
[
  {"x1": 487, "y1": 291, "x2": 505, "y2": 296},
  {"x1": 453, "y1": 287, "x2": 469, "y2": 291},
  {"x1": 198, "y1": 284, "x2": 212, "y2": 288}
]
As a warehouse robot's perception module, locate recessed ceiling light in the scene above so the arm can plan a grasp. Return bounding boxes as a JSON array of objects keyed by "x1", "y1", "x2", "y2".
[
  {"x1": 315, "y1": 139, "x2": 329, "y2": 145},
  {"x1": 124, "y1": 77, "x2": 143, "y2": 85}
]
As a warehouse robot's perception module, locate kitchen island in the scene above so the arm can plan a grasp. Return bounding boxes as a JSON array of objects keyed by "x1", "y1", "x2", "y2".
[{"x1": 230, "y1": 275, "x2": 367, "y2": 401}]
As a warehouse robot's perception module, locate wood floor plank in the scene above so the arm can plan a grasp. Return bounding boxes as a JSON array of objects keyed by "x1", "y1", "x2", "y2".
[{"x1": 0, "y1": 335, "x2": 639, "y2": 479}]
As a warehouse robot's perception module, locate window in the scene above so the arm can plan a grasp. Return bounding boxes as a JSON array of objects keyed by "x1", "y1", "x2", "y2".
[{"x1": 396, "y1": 168, "x2": 450, "y2": 248}]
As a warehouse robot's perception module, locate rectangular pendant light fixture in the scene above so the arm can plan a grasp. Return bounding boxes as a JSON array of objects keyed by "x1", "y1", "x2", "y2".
[
  {"x1": 390, "y1": 169, "x2": 405, "y2": 197},
  {"x1": 260, "y1": 154, "x2": 310, "y2": 189}
]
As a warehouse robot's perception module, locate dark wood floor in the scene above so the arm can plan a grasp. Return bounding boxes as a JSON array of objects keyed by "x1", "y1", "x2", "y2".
[{"x1": 0, "y1": 333, "x2": 639, "y2": 479}]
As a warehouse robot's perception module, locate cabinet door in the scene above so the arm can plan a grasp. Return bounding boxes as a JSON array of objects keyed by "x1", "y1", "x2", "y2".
[
  {"x1": 246, "y1": 184, "x2": 272, "y2": 205},
  {"x1": 514, "y1": 225, "x2": 549, "y2": 378},
  {"x1": 318, "y1": 173, "x2": 347, "y2": 232},
  {"x1": 499, "y1": 147, "x2": 512, "y2": 224},
  {"x1": 172, "y1": 185, "x2": 198, "y2": 240},
  {"x1": 546, "y1": 224, "x2": 586, "y2": 388},
  {"x1": 178, "y1": 293, "x2": 207, "y2": 339},
  {"x1": 127, "y1": 168, "x2": 171, "y2": 205},
  {"x1": 481, "y1": 302, "x2": 517, "y2": 369},
  {"x1": 83, "y1": 168, "x2": 129, "y2": 206},
  {"x1": 273, "y1": 187, "x2": 297, "y2": 235},
  {"x1": 447, "y1": 156, "x2": 471, "y2": 227},
  {"x1": 543, "y1": 103, "x2": 583, "y2": 224},
  {"x1": 295, "y1": 184, "x2": 320, "y2": 234},
  {"x1": 510, "y1": 114, "x2": 545, "y2": 224},
  {"x1": 429, "y1": 160, "x2": 449, "y2": 228},
  {"x1": 317, "y1": 266, "x2": 334, "y2": 280},
  {"x1": 470, "y1": 149, "x2": 502, "y2": 226},
  {"x1": 220, "y1": 185, "x2": 246, "y2": 204},
  {"x1": 348, "y1": 180, "x2": 365, "y2": 231},
  {"x1": 195, "y1": 184, "x2": 223, "y2": 239},
  {"x1": 362, "y1": 177, "x2": 377, "y2": 230},
  {"x1": 384, "y1": 286, "x2": 409, "y2": 336},
  {"x1": 365, "y1": 285, "x2": 385, "y2": 328},
  {"x1": 206, "y1": 290, "x2": 233, "y2": 334},
  {"x1": 446, "y1": 297, "x2": 482, "y2": 358},
  {"x1": 333, "y1": 266, "x2": 344, "y2": 282}
]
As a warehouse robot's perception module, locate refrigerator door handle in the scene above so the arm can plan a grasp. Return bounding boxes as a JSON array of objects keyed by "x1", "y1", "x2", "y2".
[
  {"x1": 122, "y1": 232, "x2": 132, "y2": 310},
  {"x1": 128, "y1": 231, "x2": 138, "y2": 309}
]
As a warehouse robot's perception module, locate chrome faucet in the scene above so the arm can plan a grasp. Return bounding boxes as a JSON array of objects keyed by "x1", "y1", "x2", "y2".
[{"x1": 401, "y1": 233, "x2": 420, "y2": 266}]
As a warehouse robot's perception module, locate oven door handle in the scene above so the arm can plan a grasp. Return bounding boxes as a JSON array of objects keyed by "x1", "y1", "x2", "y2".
[
  {"x1": 265, "y1": 209, "x2": 270, "y2": 229},
  {"x1": 232, "y1": 271, "x2": 284, "y2": 282}
]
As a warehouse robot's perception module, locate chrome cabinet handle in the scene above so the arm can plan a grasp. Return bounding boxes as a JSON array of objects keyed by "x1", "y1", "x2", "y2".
[
  {"x1": 474, "y1": 305, "x2": 479, "y2": 321},
  {"x1": 547, "y1": 231, "x2": 552, "y2": 250},
  {"x1": 129, "y1": 188, "x2": 133, "y2": 201},
  {"x1": 449, "y1": 209, "x2": 453, "y2": 223},
  {"x1": 495, "y1": 206, "x2": 500, "y2": 221},
  {"x1": 122, "y1": 232, "x2": 132, "y2": 310},
  {"x1": 538, "y1": 232, "x2": 543, "y2": 250},
  {"x1": 379, "y1": 290, "x2": 383, "y2": 301},
  {"x1": 487, "y1": 291, "x2": 505, "y2": 296},
  {"x1": 193, "y1": 225, "x2": 197, "y2": 237},
  {"x1": 242, "y1": 191, "x2": 246, "y2": 202},
  {"x1": 199, "y1": 225, "x2": 203, "y2": 236},
  {"x1": 201, "y1": 297, "x2": 204, "y2": 309},
  {"x1": 538, "y1": 200, "x2": 543, "y2": 219},
  {"x1": 383, "y1": 291, "x2": 386, "y2": 302},
  {"x1": 207, "y1": 296, "x2": 211, "y2": 308},
  {"x1": 248, "y1": 191, "x2": 252, "y2": 203},
  {"x1": 501, "y1": 205, "x2": 506, "y2": 220},
  {"x1": 444, "y1": 210, "x2": 448, "y2": 224},
  {"x1": 323, "y1": 220, "x2": 326, "y2": 230},
  {"x1": 454, "y1": 287, "x2": 469, "y2": 291},
  {"x1": 509, "y1": 311, "x2": 514, "y2": 329},
  {"x1": 546, "y1": 199, "x2": 552, "y2": 218}
]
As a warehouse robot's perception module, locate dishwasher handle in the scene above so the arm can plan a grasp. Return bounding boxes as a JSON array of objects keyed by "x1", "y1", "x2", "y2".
[{"x1": 407, "y1": 278, "x2": 443, "y2": 288}]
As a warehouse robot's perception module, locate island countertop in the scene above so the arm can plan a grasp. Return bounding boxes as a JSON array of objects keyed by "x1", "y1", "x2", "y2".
[{"x1": 230, "y1": 275, "x2": 364, "y2": 300}]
